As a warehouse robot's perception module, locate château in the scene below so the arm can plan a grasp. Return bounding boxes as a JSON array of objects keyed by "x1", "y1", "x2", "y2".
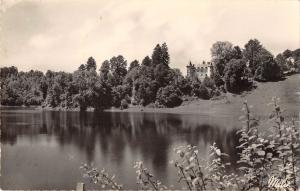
[{"x1": 186, "y1": 61, "x2": 213, "y2": 81}]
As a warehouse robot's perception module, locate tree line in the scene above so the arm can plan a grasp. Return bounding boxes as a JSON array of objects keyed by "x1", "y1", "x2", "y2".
[{"x1": 1, "y1": 39, "x2": 299, "y2": 110}]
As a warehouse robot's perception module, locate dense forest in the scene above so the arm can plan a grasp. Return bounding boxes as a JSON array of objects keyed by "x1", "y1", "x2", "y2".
[{"x1": 1, "y1": 39, "x2": 299, "y2": 111}]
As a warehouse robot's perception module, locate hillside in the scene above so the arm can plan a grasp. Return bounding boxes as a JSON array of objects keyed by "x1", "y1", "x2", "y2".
[{"x1": 111, "y1": 74, "x2": 300, "y2": 119}]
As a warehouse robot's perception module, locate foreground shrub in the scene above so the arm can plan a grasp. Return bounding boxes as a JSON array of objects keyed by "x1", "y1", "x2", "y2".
[
  {"x1": 237, "y1": 101, "x2": 274, "y2": 190},
  {"x1": 134, "y1": 161, "x2": 168, "y2": 190},
  {"x1": 172, "y1": 144, "x2": 238, "y2": 190},
  {"x1": 80, "y1": 164, "x2": 122, "y2": 189},
  {"x1": 268, "y1": 97, "x2": 300, "y2": 190}
]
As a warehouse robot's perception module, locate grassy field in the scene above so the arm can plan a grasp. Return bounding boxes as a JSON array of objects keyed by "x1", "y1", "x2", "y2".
[{"x1": 109, "y1": 74, "x2": 300, "y2": 119}]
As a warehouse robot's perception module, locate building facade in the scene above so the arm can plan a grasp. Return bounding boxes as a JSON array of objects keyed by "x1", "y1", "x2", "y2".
[{"x1": 186, "y1": 61, "x2": 213, "y2": 81}]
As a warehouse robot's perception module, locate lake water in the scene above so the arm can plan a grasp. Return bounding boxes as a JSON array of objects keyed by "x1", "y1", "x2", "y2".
[
  {"x1": 1, "y1": 75, "x2": 299, "y2": 190},
  {"x1": 0, "y1": 108, "x2": 241, "y2": 190}
]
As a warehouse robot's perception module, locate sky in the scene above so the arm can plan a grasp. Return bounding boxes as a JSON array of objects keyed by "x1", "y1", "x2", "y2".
[{"x1": 0, "y1": 0, "x2": 299, "y2": 75}]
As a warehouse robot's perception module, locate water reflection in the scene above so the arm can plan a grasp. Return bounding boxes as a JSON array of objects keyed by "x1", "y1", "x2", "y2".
[{"x1": 1, "y1": 108, "x2": 240, "y2": 189}]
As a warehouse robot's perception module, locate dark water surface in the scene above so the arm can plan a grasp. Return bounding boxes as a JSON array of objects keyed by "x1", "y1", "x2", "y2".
[{"x1": 1, "y1": 108, "x2": 243, "y2": 189}]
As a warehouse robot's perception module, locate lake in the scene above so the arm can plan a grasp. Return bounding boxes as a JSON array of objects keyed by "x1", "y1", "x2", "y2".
[{"x1": 0, "y1": 108, "x2": 242, "y2": 190}]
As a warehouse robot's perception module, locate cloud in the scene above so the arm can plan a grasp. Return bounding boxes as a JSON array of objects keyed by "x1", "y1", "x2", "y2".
[
  {"x1": 28, "y1": 34, "x2": 59, "y2": 49},
  {"x1": 0, "y1": 0, "x2": 299, "y2": 75}
]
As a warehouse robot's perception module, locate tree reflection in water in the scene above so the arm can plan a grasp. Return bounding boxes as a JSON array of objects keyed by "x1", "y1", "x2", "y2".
[{"x1": 0, "y1": 108, "x2": 240, "y2": 189}]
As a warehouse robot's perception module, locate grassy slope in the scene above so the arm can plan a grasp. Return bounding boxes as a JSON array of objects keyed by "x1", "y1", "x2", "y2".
[{"x1": 110, "y1": 74, "x2": 300, "y2": 119}]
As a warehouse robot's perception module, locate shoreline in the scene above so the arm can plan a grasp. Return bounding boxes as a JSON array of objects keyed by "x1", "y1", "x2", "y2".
[{"x1": 1, "y1": 74, "x2": 299, "y2": 117}]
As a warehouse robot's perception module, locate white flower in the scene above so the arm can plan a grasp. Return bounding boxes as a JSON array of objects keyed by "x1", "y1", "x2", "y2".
[{"x1": 216, "y1": 149, "x2": 221, "y2": 156}]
